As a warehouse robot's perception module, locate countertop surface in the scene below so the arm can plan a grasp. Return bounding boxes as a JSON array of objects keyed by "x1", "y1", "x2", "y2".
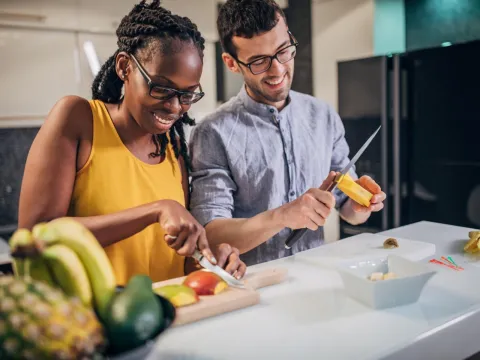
[{"x1": 149, "y1": 221, "x2": 480, "y2": 360}]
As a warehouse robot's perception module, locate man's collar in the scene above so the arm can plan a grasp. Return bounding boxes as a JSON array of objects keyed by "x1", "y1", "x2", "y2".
[{"x1": 238, "y1": 84, "x2": 292, "y2": 118}]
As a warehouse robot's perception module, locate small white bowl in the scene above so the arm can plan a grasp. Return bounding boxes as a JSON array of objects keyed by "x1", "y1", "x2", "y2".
[{"x1": 336, "y1": 255, "x2": 437, "y2": 309}]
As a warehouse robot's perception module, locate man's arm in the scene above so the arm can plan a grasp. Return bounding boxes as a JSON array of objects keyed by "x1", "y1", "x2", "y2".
[
  {"x1": 339, "y1": 199, "x2": 371, "y2": 225},
  {"x1": 203, "y1": 212, "x2": 284, "y2": 254},
  {"x1": 189, "y1": 122, "x2": 336, "y2": 254}
]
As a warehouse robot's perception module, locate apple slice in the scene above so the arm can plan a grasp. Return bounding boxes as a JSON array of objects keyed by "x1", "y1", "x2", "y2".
[
  {"x1": 154, "y1": 284, "x2": 199, "y2": 308},
  {"x1": 183, "y1": 270, "x2": 229, "y2": 296}
]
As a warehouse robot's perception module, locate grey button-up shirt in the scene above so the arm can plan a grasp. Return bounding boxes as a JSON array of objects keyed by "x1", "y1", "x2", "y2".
[{"x1": 189, "y1": 85, "x2": 357, "y2": 266}]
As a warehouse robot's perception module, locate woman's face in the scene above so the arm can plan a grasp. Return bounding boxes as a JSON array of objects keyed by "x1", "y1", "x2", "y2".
[{"x1": 120, "y1": 39, "x2": 203, "y2": 134}]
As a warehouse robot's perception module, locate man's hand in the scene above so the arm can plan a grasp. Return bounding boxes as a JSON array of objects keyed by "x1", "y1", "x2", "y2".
[
  {"x1": 276, "y1": 171, "x2": 337, "y2": 230},
  {"x1": 339, "y1": 175, "x2": 386, "y2": 225},
  {"x1": 350, "y1": 175, "x2": 386, "y2": 213}
]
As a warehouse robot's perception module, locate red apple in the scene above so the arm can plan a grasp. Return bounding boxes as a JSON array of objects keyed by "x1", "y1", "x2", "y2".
[
  {"x1": 154, "y1": 284, "x2": 199, "y2": 308},
  {"x1": 183, "y1": 270, "x2": 228, "y2": 296}
]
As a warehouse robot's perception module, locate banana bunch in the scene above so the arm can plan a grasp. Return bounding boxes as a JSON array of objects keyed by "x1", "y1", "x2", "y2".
[
  {"x1": 464, "y1": 230, "x2": 480, "y2": 254},
  {"x1": 10, "y1": 218, "x2": 116, "y2": 321}
]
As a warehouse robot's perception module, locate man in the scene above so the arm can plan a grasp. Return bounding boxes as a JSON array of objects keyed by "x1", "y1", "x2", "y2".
[{"x1": 188, "y1": 0, "x2": 386, "y2": 267}]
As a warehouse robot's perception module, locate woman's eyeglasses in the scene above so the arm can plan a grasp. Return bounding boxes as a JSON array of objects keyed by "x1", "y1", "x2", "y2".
[
  {"x1": 234, "y1": 31, "x2": 299, "y2": 75},
  {"x1": 129, "y1": 54, "x2": 204, "y2": 105}
]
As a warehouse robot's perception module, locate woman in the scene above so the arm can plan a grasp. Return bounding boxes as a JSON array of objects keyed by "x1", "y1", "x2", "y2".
[{"x1": 18, "y1": 0, "x2": 246, "y2": 286}]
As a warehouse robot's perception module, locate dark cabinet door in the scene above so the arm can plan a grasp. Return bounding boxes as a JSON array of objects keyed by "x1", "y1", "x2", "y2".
[
  {"x1": 337, "y1": 56, "x2": 390, "y2": 236},
  {"x1": 406, "y1": 41, "x2": 480, "y2": 228}
]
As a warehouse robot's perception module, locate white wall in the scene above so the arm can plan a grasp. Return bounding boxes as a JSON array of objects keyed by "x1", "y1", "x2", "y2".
[
  {"x1": 312, "y1": 0, "x2": 375, "y2": 242},
  {"x1": 0, "y1": 0, "x2": 219, "y2": 128}
]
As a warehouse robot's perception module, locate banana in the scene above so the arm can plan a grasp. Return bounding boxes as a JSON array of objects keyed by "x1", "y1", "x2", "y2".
[
  {"x1": 28, "y1": 257, "x2": 56, "y2": 286},
  {"x1": 464, "y1": 235, "x2": 478, "y2": 252},
  {"x1": 33, "y1": 218, "x2": 116, "y2": 320},
  {"x1": 10, "y1": 228, "x2": 56, "y2": 287},
  {"x1": 464, "y1": 230, "x2": 480, "y2": 254},
  {"x1": 9, "y1": 228, "x2": 32, "y2": 277},
  {"x1": 42, "y1": 243, "x2": 93, "y2": 306},
  {"x1": 469, "y1": 230, "x2": 480, "y2": 239},
  {"x1": 10, "y1": 228, "x2": 55, "y2": 286}
]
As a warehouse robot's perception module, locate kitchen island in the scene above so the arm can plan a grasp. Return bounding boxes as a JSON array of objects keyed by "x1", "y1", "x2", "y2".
[{"x1": 150, "y1": 221, "x2": 480, "y2": 360}]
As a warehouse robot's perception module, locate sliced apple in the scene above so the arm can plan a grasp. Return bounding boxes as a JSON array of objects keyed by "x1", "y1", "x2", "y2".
[
  {"x1": 183, "y1": 270, "x2": 228, "y2": 296},
  {"x1": 154, "y1": 284, "x2": 199, "y2": 308}
]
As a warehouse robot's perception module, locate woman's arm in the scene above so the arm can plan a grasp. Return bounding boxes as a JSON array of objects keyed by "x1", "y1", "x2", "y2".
[{"x1": 18, "y1": 97, "x2": 183, "y2": 249}]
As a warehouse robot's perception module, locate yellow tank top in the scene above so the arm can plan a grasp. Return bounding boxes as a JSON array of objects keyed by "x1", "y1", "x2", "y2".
[{"x1": 69, "y1": 100, "x2": 185, "y2": 286}]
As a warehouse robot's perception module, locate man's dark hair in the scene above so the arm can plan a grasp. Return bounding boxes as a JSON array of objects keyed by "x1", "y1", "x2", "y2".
[
  {"x1": 217, "y1": 0, "x2": 287, "y2": 58},
  {"x1": 92, "y1": 0, "x2": 204, "y2": 169}
]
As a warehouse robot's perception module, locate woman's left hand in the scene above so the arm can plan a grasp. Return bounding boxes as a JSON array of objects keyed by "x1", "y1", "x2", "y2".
[
  {"x1": 184, "y1": 243, "x2": 247, "y2": 279},
  {"x1": 213, "y1": 243, "x2": 247, "y2": 280}
]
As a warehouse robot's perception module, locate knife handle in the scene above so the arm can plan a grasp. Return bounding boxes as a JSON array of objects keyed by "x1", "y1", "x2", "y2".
[
  {"x1": 284, "y1": 228, "x2": 307, "y2": 249},
  {"x1": 284, "y1": 177, "x2": 338, "y2": 250},
  {"x1": 326, "y1": 181, "x2": 337, "y2": 192}
]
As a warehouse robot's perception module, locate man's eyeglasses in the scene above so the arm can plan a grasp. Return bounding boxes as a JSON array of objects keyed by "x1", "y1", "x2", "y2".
[
  {"x1": 129, "y1": 54, "x2": 204, "y2": 105},
  {"x1": 234, "y1": 31, "x2": 299, "y2": 75}
]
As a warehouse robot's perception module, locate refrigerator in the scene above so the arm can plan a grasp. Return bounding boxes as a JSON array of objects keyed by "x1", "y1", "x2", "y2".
[{"x1": 337, "y1": 39, "x2": 480, "y2": 238}]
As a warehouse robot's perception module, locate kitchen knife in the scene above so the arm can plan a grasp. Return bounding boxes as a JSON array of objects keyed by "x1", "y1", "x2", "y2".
[
  {"x1": 284, "y1": 125, "x2": 381, "y2": 250},
  {"x1": 192, "y1": 249, "x2": 246, "y2": 289}
]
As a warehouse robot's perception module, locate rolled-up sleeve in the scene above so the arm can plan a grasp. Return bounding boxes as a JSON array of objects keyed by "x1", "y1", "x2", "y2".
[
  {"x1": 329, "y1": 108, "x2": 358, "y2": 210},
  {"x1": 188, "y1": 123, "x2": 237, "y2": 226}
]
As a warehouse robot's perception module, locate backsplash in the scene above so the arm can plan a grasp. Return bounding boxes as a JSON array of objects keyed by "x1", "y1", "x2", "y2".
[{"x1": 0, "y1": 127, "x2": 40, "y2": 227}]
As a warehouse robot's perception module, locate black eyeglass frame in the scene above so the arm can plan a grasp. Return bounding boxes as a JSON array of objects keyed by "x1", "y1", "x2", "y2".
[
  {"x1": 129, "y1": 53, "x2": 205, "y2": 105},
  {"x1": 233, "y1": 31, "x2": 299, "y2": 75}
]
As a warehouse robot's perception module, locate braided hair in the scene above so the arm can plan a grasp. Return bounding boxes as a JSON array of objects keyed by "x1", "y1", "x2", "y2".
[{"x1": 91, "y1": 0, "x2": 205, "y2": 171}]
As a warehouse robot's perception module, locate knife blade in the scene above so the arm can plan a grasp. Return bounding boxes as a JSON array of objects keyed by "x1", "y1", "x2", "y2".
[
  {"x1": 192, "y1": 249, "x2": 246, "y2": 289},
  {"x1": 284, "y1": 125, "x2": 381, "y2": 250}
]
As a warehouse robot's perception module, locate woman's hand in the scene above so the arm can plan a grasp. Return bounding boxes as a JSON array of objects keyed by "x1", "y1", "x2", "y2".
[
  {"x1": 157, "y1": 199, "x2": 216, "y2": 264},
  {"x1": 213, "y1": 243, "x2": 247, "y2": 280}
]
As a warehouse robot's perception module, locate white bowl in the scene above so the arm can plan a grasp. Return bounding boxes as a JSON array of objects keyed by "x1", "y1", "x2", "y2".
[{"x1": 336, "y1": 255, "x2": 437, "y2": 309}]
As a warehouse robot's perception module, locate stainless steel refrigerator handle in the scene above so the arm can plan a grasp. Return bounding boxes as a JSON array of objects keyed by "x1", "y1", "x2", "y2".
[
  {"x1": 393, "y1": 56, "x2": 401, "y2": 228},
  {"x1": 380, "y1": 57, "x2": 388, "y2": 231}
]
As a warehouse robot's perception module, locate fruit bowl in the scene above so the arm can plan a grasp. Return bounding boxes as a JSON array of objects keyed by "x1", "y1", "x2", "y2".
[
  {"x1": 105, "y1": 287, "x2": 176, "y2": 360},
  {"x1": 335, "y1": 255, "x2": 437, "y2": 309}
]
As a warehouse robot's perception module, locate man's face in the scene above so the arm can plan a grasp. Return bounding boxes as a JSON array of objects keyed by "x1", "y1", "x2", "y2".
[{"x1": 228, "y1": 16, "x2": 295, "y2": 106}]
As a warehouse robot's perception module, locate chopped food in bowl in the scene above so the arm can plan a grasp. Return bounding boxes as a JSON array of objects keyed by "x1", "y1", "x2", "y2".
[{"x1": 336, "y1": 255, "x2": 436, "y2": 309}]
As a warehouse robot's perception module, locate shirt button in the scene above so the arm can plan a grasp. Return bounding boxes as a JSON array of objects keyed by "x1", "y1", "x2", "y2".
[
  {"x1": 289, "y1": 191, "x2": 295, "y2": 197},
  {"x1": 269, "y1": 108, "x2": 275, "y2": 113}
]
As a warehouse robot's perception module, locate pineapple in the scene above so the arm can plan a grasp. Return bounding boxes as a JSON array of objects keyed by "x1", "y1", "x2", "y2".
[{"x1": 0, "y1": 275, "x2": 106, "y2": 360}]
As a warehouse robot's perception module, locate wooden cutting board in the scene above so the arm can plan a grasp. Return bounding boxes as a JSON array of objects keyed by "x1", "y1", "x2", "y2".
[{"x1": 152, "y1": 267, "x2": 287, "y2": 326}]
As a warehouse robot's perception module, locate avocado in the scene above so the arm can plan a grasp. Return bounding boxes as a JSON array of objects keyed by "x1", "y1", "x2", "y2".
[{"x1": 104, "y1": 275, "x2": 164, "y2": 354}]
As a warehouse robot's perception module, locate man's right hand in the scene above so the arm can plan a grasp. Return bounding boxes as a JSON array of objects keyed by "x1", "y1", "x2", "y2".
[{"x1": 277, "y1": 171, "x2": 337, "y2": 230}]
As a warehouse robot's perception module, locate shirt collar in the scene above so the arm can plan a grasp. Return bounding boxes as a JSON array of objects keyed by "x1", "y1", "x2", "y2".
[{"x1": 238, "y1": 84, "x2": 292, "y2": 119}]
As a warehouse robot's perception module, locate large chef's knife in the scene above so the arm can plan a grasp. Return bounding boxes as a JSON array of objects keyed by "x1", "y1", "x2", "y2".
[
  {"x1": 284, "y1": 125, "x2": 381, "y2": 250},
  {"x1": 192, "y1": 249, "x2": 246, "y2": 289}
]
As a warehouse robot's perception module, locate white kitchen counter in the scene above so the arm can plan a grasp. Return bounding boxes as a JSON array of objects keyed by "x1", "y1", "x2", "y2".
[{"x1": 149, "y1": 221, "x2": 480, "y2": 360}]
